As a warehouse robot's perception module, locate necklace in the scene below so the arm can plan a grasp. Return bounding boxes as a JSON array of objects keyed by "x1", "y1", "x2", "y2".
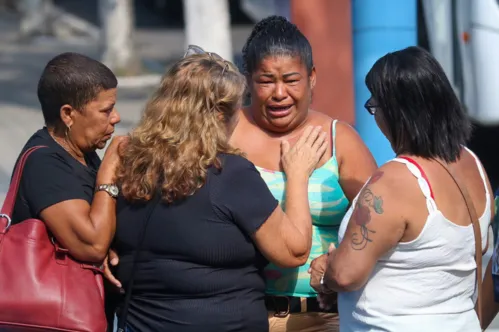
[{"x1": 50, "y1": 133, "x2": 86, "y2": 165}]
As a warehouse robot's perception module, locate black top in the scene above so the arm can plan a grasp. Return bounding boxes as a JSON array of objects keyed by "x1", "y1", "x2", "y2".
[
  {"x1": 11, "y1": 128, "x2": 101, "y2": 224},
  {"x1": 114, "y1": 154, "x2": 279, "y2": 332}
]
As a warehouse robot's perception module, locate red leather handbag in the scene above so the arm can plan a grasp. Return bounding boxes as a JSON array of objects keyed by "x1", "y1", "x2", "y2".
[{"x1": 0, "y1": 146, "x2": 107, "y2": 331}]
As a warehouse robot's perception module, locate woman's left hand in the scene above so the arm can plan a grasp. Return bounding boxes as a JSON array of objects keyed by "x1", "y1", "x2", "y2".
[
  {"x1": 309, "y1": 243, "x2": 337, "y2": 310},
  {"x1": 309, "y1": 243, "x2": 336, "y2": 292},
  {"x1": 309, "y1": 253, "x2": 328, "y2": 293}
]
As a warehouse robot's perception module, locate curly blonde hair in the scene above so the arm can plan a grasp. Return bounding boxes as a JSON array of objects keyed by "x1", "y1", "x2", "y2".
[{"x1": 117, "y1": 54, "x2": 246, "y2": 202}]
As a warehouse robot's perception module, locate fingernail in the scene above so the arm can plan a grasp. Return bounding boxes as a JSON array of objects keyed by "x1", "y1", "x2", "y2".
[
  {"x1": 111, "y1": 258, "x2": 119, "y2": 265},
  {"x1": 117, "y1": 283, "x2": 122, "y2": 288}
]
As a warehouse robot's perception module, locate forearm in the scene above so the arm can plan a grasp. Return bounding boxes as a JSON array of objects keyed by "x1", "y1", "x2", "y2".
[
  {"x1": 86, "y1": 191, "x2": 116, "y2": 251},
  {"x1": 283, "y1": 176, "x2": 312, "y2": 258},
  {"x1": 47, "y1": 195, "x2": 116, "y2": 263},
  {"x1": 72, "y1": 173, "x2": 117, "y2": 261},
  {"x1": 322, "y1": 250, "x2": 346, "y2": 292},
  {"x1": 323, "y1": 248, "x2": 370, "y2": 292}
]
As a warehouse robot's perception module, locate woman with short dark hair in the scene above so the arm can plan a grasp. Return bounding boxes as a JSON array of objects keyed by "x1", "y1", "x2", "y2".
[
  {"x1": 13, "y1": 52, "x2": 122, "y2": 263},
  {"x1": 1, "y1": 52, "x2": 124, "y2": 331},
  {"x1": 311, "y1": 46, "x2": 494, "y2": 331}
]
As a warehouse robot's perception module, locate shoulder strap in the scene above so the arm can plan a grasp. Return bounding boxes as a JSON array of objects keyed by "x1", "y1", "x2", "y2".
[
  {"x1": 434, "y1": 159, "x2": 483, "y2": 326},
  {"x1": 117, "y1": 194, "x2": 160, "y2": 332},
  {"x1": 331, "y1": 119, "x2": 338, "y2": 160},
  {"x1": 398, "y1": 156, "x2": 435, "y2": 199},
  {"x1": 0, "y1": 145, "x2": 46, "y2": 232},
  {"x1": 465, "y1": 147, "x2": 490, "y2": 197}
]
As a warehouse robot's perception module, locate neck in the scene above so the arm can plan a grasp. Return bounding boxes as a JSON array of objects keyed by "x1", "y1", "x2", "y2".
[
  {"x1": 47, "y1": 126, "x2": 86, "y2": 164},
  {"x1": 245, "y1": 108, "x2": 309, "y2": 140}
]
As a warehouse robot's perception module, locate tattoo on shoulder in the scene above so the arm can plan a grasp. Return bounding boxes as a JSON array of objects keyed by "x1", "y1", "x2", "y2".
[
  {"x1": 350, "y1": 186, "x2": 384, "y2": 250},
  {"x1": 369, "y1": 170, "x2": 384, "y2": 185}
]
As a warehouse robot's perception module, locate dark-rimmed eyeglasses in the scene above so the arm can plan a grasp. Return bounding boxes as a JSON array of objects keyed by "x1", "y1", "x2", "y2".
[
  {"x1": 183, "y1": 44, "x2": 229, "y2": 76},
  {"x1": 364, "y1": 98, "x2": 379, "y2": 115}
]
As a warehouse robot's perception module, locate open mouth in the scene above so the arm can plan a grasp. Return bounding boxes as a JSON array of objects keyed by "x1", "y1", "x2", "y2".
[{"x1": 267, "y1": 105, "x2": 293, "y2": 118}]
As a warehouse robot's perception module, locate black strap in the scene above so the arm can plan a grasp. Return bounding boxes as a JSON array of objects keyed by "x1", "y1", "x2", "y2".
[{"x1": 117, "y1": 194, "x2": 160, "y2": 332}]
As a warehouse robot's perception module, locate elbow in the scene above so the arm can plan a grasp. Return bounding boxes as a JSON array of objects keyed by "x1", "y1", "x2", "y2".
[
  {"x1": 87, "y1": 245, "x2": 109, "y2": 263},
  {"x1": 328, "y1": 269, "x2": 365, "y2": 292},
  {"x1": 333, "y1": 275, "x2": 361, "y2": 292},
  {"x1": 292, "y1": 249, "x2": 311, "y2": 267},
  {"x1": 276, "y1": 253, "x2": 309, "y2": 268},
  {"x1": 275, "y1": 246, "x2": 311, "y2": 268},
  {"x1": 294, "y1": 253, "x2": 309, "y2": 267},
  {"x1": 285, "y1": 242, "x2": 312, "y2": 268},
  {"x1": 70, "y1": 244, "x2": 109, "y2": 263}
]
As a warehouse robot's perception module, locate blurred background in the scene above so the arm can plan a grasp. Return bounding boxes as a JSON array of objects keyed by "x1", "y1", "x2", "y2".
[{"x1": 0, "y1": 1, "x2": 498, "y2": 328}]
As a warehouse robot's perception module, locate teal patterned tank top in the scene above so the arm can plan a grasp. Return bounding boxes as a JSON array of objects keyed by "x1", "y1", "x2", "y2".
[{"x1": 255, "y1": 120, "x2": 349, "y2": 297}]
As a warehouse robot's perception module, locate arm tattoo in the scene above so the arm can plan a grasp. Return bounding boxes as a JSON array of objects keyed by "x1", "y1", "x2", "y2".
[
  {"x1": 368, "y1": 171, "x2": 384, "y2": 184},
  {"x1": 350, "y1": 184, "x2": 384, "y2": 250}
]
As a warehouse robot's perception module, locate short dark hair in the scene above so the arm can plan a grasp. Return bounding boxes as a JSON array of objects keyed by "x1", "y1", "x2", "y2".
[
  {"x1": 365, "y1": 46, "x2": 471, "y2": 163},
  {"x1": 242, "y1": 15, "x2": 313, "y2": 76},
  {"x1": 37, "y1": 52, "x2": 118, "y2": 127}
]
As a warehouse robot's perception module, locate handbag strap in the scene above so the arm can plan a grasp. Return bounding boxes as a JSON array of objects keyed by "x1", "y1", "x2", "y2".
[
  {"x1": 434, "y1": 159, "x2": 483, "y2": 325},
  {"x1": 117, "y1": 194, "x2": 160, "y2": 332},
  {"x1": 0, "y1": 145, "x2": 46, "y2": 233}
]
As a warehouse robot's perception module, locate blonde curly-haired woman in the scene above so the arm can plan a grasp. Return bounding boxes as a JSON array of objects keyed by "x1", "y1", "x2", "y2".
[{"x1": 111, "y1": 52, "x2": 328, "y2": 331}]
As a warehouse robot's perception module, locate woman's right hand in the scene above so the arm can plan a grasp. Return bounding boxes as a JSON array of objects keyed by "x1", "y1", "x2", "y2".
[
  {"x1": 97, "y1": 135, "x2": 129, "y2": 184},
  {"x1": 281, "y1": 126, "x2": 328, "y2": 180}
]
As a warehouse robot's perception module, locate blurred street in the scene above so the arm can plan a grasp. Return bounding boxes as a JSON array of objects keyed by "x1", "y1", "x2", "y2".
[{"x1": 0, "y1": 9, "x2": 251, "y2": 204}]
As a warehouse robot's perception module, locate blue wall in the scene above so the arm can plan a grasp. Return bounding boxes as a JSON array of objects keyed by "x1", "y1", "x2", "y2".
[{"x1": 352, "y1": 0, "x2": 417, "y2": 165}]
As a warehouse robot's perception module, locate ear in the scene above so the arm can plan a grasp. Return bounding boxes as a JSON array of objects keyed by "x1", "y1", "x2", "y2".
[
  {"x1": 59, "y1": 104, "x2": 75, "y2": 129},
  {"x1": 217, "y1": 112, "x2": 224, "y2": 121},
  {"x1": 245, "y1": 75, "x2": 253, "y2": 90},
  {"x1": 309, "y1": 66, "x2": 317, "y2": 89}
]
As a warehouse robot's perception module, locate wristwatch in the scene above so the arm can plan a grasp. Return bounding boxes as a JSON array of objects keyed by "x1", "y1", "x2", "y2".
[{"x1": 95, "y1": 184, "x2": 119, "y2": 198}]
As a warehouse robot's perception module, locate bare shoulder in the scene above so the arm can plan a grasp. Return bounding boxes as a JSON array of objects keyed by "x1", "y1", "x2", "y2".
[
  {"x1": 308, "y1": 110, "x2": 333, "y2": 121},
  {"x1": 345, "y1": 162, "x2": 410, "y2": 258},
  {"x1": 460, "y1": 147, "x2": 482, "y2": 170},
  {"x1": 372, "y1": 161, "x2": 415, "y2": 185},
  {"x1": 366, "y1": 161, "x2": 422, "y2": 209},
  {"x1": 306, "y1": 110, "x2": 334, "y2": 130},
  {"x1": 306, "y1": 111, "x2": 360, "y2": 138},
  {"x1": 334, "y1": 120, "x2": 361, "y2": 140},
  {"x1": 332, "y1": 120, "x2": 377, "y2": 173}
]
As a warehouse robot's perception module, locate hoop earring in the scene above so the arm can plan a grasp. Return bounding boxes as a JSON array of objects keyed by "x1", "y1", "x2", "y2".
[{"x1": 65, "y1": 124, "x2": 72, "y2": 140}]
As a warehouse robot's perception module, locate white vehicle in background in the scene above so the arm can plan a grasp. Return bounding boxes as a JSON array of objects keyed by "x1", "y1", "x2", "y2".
[
  {"x1": 422, "y1": 0, "x2": 499, "y2": 125},
  {"x1": 468, "y1": 0, "x2": 499, "y2": 125}
]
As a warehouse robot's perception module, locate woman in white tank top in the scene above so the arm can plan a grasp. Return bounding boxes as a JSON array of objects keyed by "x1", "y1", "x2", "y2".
[{"x1": 308, "y1": 46, "x2": 494, "y2": 332}]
